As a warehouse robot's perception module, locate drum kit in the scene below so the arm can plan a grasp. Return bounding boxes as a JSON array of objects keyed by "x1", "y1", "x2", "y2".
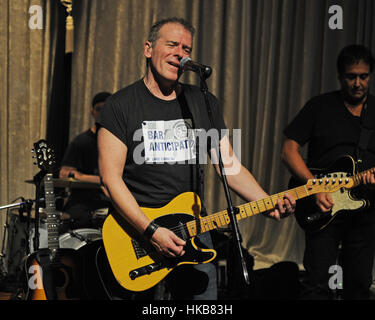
[{"x1": 0, "y1": 178, "x2": 106, "y2": 280}]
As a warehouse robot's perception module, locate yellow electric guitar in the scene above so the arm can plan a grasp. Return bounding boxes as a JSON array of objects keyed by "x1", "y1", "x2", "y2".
[{"x1": 102, "y1": 176, "x2": 355, "y2": 292}]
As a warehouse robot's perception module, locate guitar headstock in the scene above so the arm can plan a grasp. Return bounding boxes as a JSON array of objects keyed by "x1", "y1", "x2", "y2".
[
  {"x1": 306, "y1": 176, "x2": 354, "y2": 194},
  {"x1": 32, "y1": 139, "x2": 56, "y2": 173}
]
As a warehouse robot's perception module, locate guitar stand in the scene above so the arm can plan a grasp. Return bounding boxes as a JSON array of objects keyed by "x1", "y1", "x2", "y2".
[{"x1": 199, "y1": 73, "x2": 250, "y2": 285}]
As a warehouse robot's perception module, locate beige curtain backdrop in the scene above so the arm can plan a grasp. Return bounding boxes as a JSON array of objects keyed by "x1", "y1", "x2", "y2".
[
  {"x1": 0, "y1": 0, "x2": 60, "y2": 263},
  {"x1": 1, "y1": 0, "x2": 375, "y2": 274}
]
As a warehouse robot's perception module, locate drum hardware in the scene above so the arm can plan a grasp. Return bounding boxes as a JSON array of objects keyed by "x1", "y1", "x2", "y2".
[
  {"x1": 59, "y1": 229, "x2": 102, "y2": 250},
  {"x1": 0, "y1": 197, "x2": 35, "y2": 276},
  {"x1": 91, "y1": 208, "x2": 108, "y2": 229},
  {"x1": 25, "y1": 178, "x2": 101, "y2": 189},
  {"x1": 69, "y1": 230, "x2": 90, "y2": 243}
]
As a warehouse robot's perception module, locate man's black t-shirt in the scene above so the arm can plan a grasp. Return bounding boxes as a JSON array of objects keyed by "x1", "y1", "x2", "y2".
[
  {"x1": 61, "y1": 129, "x2": 99, "y2": 175},
  {"x1": 97, "y1": 80, "x2": 226, "y2": 208},
  {"x1": 284, "y1": 90, "x2": 375, "y2": 170},
  {"x1": 61, "y1": 129, "x2": 104, "y2": 200}
]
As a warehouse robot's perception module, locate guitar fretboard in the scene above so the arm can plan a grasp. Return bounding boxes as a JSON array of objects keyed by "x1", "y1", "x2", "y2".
[
  {"x1": 44, "y1": 173, "x2": 59, "y2": 253},
  {"x1": 352, "y1": 167, "x2": 375, "y2": 187},
  {"x1": 186, "y1": 185, "x2": 313, "y2": 237}
]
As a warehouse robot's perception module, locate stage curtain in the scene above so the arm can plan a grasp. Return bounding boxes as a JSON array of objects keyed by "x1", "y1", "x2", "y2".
[{"x1": 0, "y1": 0, "x2": 60, "y2": 257}]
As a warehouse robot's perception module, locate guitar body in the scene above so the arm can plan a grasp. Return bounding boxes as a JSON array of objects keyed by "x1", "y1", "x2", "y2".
[
  {"x1": 290, "y1": 155, "x2": 368, "y2": 233},
  {"x1": 22, "y1": 248, "x2": 82, "y2": 300},
  {"x1": 102, "y1": 192, "x2": 216, "y2": 292}
]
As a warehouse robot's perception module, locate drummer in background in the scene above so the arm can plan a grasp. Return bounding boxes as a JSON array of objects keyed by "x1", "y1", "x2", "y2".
[{"x1": 59, "y1": 92, "x2": 112, "y2": 231}]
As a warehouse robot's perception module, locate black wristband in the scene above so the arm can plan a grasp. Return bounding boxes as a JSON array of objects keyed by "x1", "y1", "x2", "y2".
[{"x1": 143, "y1": 221, "x2": 159, "y2": 240}]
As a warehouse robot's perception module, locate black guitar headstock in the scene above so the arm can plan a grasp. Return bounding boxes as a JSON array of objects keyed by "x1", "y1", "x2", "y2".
[{"x1": 32, "y1": 139, "x2": 56, "y2": 173}]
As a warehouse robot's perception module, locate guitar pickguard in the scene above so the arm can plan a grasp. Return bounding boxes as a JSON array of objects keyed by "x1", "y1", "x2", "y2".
[
  {"x1": 290, "y1": 155, "x2": 371, "y2": 233},
  {"x1": 330, "y1": 181, "x2": 367, "y2": 215}
]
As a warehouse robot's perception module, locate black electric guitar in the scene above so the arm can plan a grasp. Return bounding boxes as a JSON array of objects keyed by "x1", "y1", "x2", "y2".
[
  {"x1": 23, "y1": 140, "x2": 82, "y2": 300},
  {"x1": 289, "y1": 155, "x2": 375, "y2": 233}
]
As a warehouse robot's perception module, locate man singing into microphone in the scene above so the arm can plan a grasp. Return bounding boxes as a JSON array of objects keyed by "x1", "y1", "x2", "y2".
[{"x1": 97, "y1": 17, "x2": 295, "y2": 300}]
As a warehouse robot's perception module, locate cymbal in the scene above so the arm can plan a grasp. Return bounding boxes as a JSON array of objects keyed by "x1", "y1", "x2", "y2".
[
  {"x1": 10, "y1": 208, "x2": 46, "y2": 220},
  {"x1": 10, "y1": 208, "x2": 71, "y2": 221},
  {"x1": 25, "y1": 178, "x2": 100, "y2": 189}
]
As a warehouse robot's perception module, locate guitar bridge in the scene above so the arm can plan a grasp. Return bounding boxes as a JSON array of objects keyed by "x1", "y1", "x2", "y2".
[{"x1": 129, "y1": 262, "x2": 164, "y2": 280}]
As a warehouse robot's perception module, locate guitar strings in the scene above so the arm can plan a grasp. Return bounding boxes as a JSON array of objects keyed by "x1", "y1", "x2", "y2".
[{"x1": 163, "y1": 185, "x2": 315, "y2": 237}]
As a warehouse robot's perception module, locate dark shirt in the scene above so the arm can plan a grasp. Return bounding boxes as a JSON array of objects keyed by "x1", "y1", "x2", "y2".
[{"x1": 97, "y1": 80, "x2": 227, "y2": 208}]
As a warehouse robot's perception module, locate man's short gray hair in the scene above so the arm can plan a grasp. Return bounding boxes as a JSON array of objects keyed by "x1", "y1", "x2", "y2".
[{"x1": 147, "y1": 17, "x2": 195, "y2": 47}]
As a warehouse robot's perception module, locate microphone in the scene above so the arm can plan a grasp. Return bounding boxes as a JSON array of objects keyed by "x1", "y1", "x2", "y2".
[{"x1": 179, "y1": 57, "x2": 212, "y2": 79}]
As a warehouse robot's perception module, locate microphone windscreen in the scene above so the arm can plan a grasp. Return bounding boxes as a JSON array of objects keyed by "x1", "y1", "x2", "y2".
[{"x1": 179, "y1": 56, "x2": 192, "y2": 68}]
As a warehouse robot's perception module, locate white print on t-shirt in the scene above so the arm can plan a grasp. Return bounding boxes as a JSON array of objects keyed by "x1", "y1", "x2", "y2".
[{"x1": 142, "y1": 119, "x2": 196, "y2": 163}]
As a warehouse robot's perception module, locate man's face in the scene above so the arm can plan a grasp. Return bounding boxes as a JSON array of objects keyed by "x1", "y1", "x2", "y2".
[
  {"x1": 339, "y1": 60, "x2": 371, "y2": 104},
  {"x1": 91, "y1": 101, "x2": 105, "y2": 121},
  {"x1": 144, "y1": 23, "x2": 192, "y2": 84}
]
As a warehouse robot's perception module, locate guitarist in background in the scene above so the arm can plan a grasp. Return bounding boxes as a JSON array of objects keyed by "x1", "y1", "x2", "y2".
[
  {"x1": 282, "y1": 44, "x2": 375, "y2": 299},
  {"x1": 97, "y1": 17, "x2": 295, "y2": 300}
]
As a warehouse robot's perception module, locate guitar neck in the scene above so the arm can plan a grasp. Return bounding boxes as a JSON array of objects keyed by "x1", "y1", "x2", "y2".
[
  {"x1": 352, "y1": 167, "x2": 375, "y2": 187},
  {"x1": 44, "y1": 173, "x2": 59, "y2": 253},
  {"x1": 186, "y1": 184, "x2": 324, "y2": 237}
]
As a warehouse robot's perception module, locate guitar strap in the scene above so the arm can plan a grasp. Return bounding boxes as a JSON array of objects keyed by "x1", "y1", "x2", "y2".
[
  {"x1": 180, "y1": 85, "x2": 206, "y2": 212},
  {"x1": 356, "y1": 96, "x2": 374, "y2": 172}
]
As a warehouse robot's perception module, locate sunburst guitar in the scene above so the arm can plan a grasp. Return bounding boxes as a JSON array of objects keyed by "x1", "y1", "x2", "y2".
[
  {"x1": 102, "y1": 172, "x2": 359, "y2": 292},
  {"x1": 23, "y1": 140, "x2": 81, "y2": 300}
]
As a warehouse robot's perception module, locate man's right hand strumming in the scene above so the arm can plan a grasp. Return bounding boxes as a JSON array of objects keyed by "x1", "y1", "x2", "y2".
[{"x1": 149, "y1": 227, "x2": 186, "y2": 258}]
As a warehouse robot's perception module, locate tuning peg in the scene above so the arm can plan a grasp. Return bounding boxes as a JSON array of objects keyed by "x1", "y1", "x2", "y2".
[{"x1": 31, "y1": 149, "x2": 35, "y2": 153}]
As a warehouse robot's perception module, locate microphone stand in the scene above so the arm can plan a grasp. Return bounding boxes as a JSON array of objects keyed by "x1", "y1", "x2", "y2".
[{"x1": 198, "y1": 71, "x2": 250, "y2": 285}]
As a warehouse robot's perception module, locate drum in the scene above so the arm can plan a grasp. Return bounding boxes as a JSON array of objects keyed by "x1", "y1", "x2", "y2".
[
  {"x1": 4, "y1": 214, "x2": 29, "y2": 275},
  {"x1": 4, "y1": 211, "x2": 48, "y2": 275},
  {"x1": 59, "y1": 228, "x2": 102, "y2": 250}
]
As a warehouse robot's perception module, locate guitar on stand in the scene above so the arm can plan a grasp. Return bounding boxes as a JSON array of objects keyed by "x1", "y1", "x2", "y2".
[{"x1": 22, "y1": 140, "x2": 82, "y2": 300}]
